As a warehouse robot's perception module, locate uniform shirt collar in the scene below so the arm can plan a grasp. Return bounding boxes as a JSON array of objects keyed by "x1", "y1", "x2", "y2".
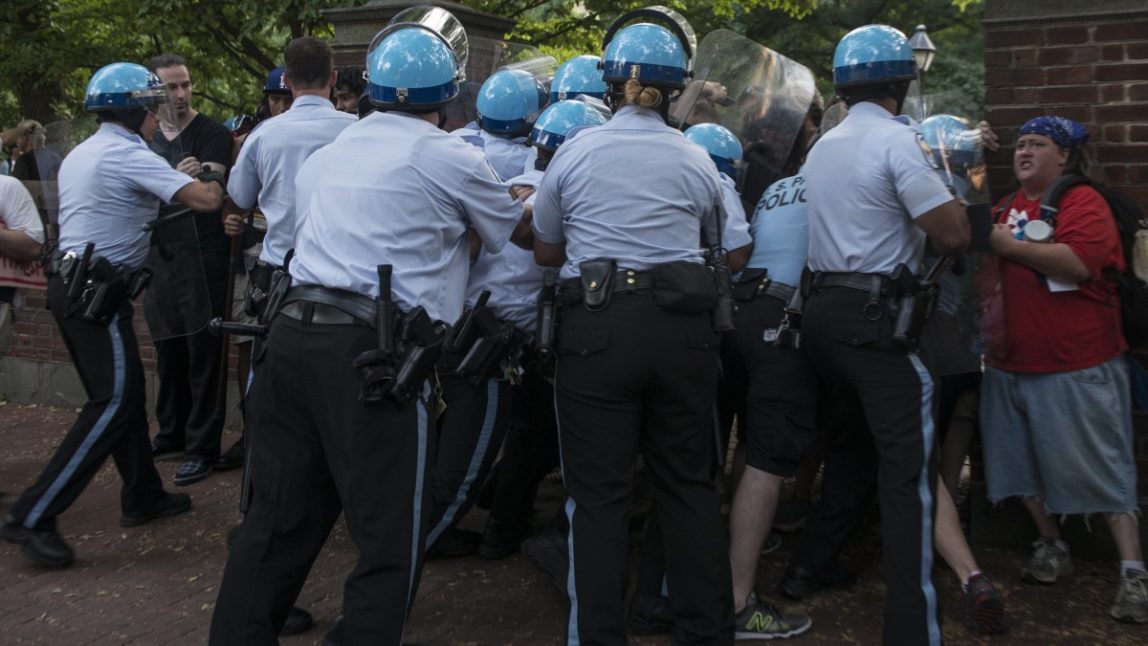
[
  {"x1": 98, "y1": 121, "x2": 144, "y2": 143},
  {"x1": 288, "y1": 94, "x2": 332, "y2": 110},
  {"x1": 608, "y1": 104, "x2": 674, "y2": 132}
]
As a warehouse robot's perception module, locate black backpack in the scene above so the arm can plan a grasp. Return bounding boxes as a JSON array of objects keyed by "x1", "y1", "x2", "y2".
[{"x1": 998, "y1": 175, "x2": 1148, "y2": 347}]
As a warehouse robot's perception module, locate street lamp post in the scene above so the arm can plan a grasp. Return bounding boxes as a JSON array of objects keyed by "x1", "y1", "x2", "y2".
[{"x1": 909, "y1": 24, "x2": 937, "y2": 117}]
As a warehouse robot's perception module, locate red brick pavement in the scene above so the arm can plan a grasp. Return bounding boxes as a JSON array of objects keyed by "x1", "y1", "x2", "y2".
[{"x1": 0, "y1": 403, "x2": 1144, "y2": 645}]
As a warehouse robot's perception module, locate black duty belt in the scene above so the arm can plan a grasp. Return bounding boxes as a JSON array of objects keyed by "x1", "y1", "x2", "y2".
[
  {"x1": 557, "y1": 268, "x2": 656, "y2": 302},
  {"x1": 280, "y1": 285, "x2": 376, "y2": 327},
  {"x1": 733, "y1": 271, "x2": 795, "y2": 303},
  {"x1": 813, "y1": 272, "x2": 894, "y2": 296}
]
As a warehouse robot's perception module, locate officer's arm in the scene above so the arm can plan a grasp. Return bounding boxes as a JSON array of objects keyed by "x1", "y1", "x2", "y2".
[
  {"x1": 173, "y1": 180, "x2": 224, "y2": 213},
  {"x1": 915, "y1": 199, "x2": 970, "y2": 256},
  {"x1": 988, "y1": 224, "x2": 1090, "y2": 283},
  {"x1": 727, "y1": 243, "x2": 753, "y2": 273},
  {"x1": 534, "y1": 240, "x2": 566, "y2": 266},
  {"x1": 0, "y1": 228, "x2": 42, "y2": 262}
]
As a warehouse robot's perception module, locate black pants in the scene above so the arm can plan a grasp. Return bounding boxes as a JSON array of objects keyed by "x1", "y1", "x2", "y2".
[
  {"x1": 426, "y1": 351, "x2": 512, "y2": 546},
  {"x1": 209, "y1": 315, "x2": 434, "y2": 645},
  {"x1": 487, "y1": 365, "x2": 560, "y2": 528},
  {"x1": 8, "y1": 276, "x2": 166, "y2": 531},
  {"x1": 556, "y1": 293, "x2": 732, "y2": 646},
  {"x1": 801, "y1": 286, "x2": 941, "y2": 646},
  {"x1": 153, "y1": 249, "x2": 228, "y2": 458}
]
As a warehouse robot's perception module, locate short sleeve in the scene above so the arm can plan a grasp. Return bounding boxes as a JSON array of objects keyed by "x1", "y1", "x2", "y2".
[
  {"x1": 459, "y1": 156, "x2": 522, "y2": 254},
  {"x1": 531, "y1": 158, "x2": 566, "y2": 245},
  {"x1": 0, "y1": 178, "x2": 45, "y2": 243},
  {"x1": 227, "y1": 135, "x2": 261, "y2": 210},
  {"x1": 1055, "y1": 185, "x2": 1122, "y2": 280},
  {"x1": 123, "y1": 144, "x2": 195, "y2": 203},
  {"x1": 887, "y1": 129, "x2": 955, "y2": 219}
]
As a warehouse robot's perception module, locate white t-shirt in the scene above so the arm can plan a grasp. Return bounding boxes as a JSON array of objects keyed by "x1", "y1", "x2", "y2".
[{"x1": 0, "y1": 175, "x2": 46, "y2": 243}]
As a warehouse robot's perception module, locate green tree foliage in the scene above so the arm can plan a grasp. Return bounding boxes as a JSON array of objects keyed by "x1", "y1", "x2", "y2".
[{"x1": 0, "y1": 0, "x2": 983, "y2": 128}]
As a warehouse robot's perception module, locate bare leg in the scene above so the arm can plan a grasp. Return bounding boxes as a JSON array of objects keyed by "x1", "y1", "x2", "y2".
[
  {"x1": 1107, "y1": 514, "x2": 1144, "y2": 562},
  {"x1": 729, "y1": 465, "x2": 782, "y2": 611},
  {"x1": 1022, "y1": 496, "x2": 1061, "y2": 539},
  {"x1": 934, "y1": 478, "x2": 977, "y2": 582}
]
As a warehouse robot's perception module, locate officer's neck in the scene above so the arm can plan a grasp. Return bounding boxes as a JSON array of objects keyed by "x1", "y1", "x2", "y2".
[
  {"x1": 858, "y1": 97, "x2": 898, "y2": 116},
  {"x1": 293, "y1": 87, "x2": 330, "y2": 101}
]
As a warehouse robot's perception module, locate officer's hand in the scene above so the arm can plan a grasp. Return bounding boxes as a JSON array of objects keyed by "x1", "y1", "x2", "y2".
[
  {"x1": 510, "y1": 185, "x2": 535, "y2": 202},
  {"x1": 223, "y1": 213, "x2": 246, "y2": 238},
  {"x1": 989, "y1": 223, "x2": 1016, "y2": 253},
  {"x1": 177, "y1": 155, "x2": 203, "y2": 176},
  {"x1": 978, "y1": 121, "x2": 1001, "y2": 152}
]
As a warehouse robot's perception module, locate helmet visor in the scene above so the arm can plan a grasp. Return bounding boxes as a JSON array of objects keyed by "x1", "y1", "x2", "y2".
[{"x1": 377, "y1": 5, "x2": 468, "y2": 78}]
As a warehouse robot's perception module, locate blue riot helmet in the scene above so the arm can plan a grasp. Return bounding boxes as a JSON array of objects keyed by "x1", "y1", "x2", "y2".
[
  {"x1": 477, "y1": 68, "x2": 549, "y2": 136},
  {"x1": 529, "y1": 99, "x2": 610, "y2": 152},
  {"x1": 684, "y1": 123, "x2": 743, "y2": 179},
  {"x1": 365, "y1": 7, "x2": 467, "y2": 110},
  {"x1": 264, "y1": 67, "x2": 291, "y2": 95},
  {"x1": 84, "y1": 62, "x2": 171, "y2": 134},
  {"x1": 550, "y1": 55, "x2": 607, "y2": 103},
  {"x1": 84, "y1": 62, "x2": 169, "y2": 113},
  {"x1": 601, "y1": 6, "x2": 696, "y2": 91},
  {"x1": 832, "y1": 25, "x2": 917, "y2": 107},
  {"x1": 920, "y1": 114, "x2": 978, "y2": 174}
]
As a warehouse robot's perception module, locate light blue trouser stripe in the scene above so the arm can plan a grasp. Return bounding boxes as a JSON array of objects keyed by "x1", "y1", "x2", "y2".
[
  {"x1": 909, "y1": 354, "x2": 941, "y2": 646},
  {"x1": 426, "y1": 378, "x2": 499, "y2": 547},
  {"x1": 406, "y1": 382, "x2": 431, "y2": 608},
  {"x1": 552, "y1": 364, "x2": 580, "y2": 646},
  {"x1": 26, "y1": 314, "x2": 126, "y2": 528}
]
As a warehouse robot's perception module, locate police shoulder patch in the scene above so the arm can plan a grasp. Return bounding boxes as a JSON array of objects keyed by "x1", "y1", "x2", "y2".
[{"x1": 916, "y1": 132, "x2": 939, "y2": 169}]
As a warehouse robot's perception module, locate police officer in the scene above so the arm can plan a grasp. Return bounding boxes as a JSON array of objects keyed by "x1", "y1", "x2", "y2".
[
  {"x1": 800, "y1": 25, "x2": 969, "y2": 645},
  {"x1": 453, "y1": 66, "x2": 548, "y2": 181},
  {"x1": 209, "y1": 9, "x2": 527, "y2": 644},
  {"x1": 0, "y1": 62, "x2": 223, "y2": 568},
  {"x1": 549, "y1": 55, "x2": 608, "y2": 104},
  {"x1": 532, "y1": 10, "x2": 750, "y2": 644}
]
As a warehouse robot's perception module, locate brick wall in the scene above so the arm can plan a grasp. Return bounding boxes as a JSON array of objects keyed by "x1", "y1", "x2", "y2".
[
  {"x1": 982, "y1": 0, "x2": 1148, "y2": 511},
  {"x1": 982, "y1": 6, "x2": 1148, "y2": 212}
]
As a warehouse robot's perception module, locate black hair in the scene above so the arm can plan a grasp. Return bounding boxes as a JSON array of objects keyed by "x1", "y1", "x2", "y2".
[
  {"x1": 335, "y1": 67, "x2": 366, "y2": 96},
  {"x1": 839, "y1": 80, "x2": 911, "y2": 112}
]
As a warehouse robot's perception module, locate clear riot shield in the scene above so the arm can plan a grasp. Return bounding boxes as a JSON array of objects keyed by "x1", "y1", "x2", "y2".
[
  {"x1": 449, "y1": 38, "x2": 556, "y2": 132},
  {"x1": 141, "y1": 125, "x2": 213, "y2": 340},
  {"x1": 671, "y1": 29, "x2": 816, "y2": 209},
  {"x1": 919, "y1": 106, "x2": 988, "y2": 204}
]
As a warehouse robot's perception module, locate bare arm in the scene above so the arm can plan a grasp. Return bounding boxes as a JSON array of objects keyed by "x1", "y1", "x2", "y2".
[
  {"x1": 510, "y1": 204, "x2": 534, "y2": 250},
  {"x1": 726, "y1": 243, "x2": 752, "y2": 273},
  {"x1": 988, "y1": 223, "x2": 1090, "y2": 283},
  {"x1": 915, "y1": 199, "x2": 971, "y2": 256},
  {"x1": 173, "y1": 180, "x2": 224, "y2": 213},
  {"x1": 534, "y1": 239, "x2": 566, "y2": 267},
  {"x1": 0, "y1": 228, "x2": 42, "y2": 261}
]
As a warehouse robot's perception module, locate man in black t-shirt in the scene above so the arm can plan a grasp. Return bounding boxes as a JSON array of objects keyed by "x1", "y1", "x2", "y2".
[{"x1": 146, "y1": 53, "x2": 233, "y2": 487}]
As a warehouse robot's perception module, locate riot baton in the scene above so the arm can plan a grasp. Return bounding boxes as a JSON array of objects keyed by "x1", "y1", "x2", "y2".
[
  {"x1": 141, "y1": 205, "x2": 194, "y2": 232},
  {"x1": 208, "y1": 317, "x2": 268, "y2": 338}
]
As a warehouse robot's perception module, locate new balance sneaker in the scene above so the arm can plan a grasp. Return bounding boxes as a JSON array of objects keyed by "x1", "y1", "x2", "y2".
[
  {"x1": 1020, "y1": 536, "x2": 1073, "y2": 584},
  {"x1": 1110, "y1": 570, "x2": 1148, "y2": 624},
  {"x1": 760, "y1": 533, "x2": 783, "y2": 556},
  {"x1": 173, "y1": 456, "x2": 216, "y2": 486},
  {"x1": 963, "y1": 572, "x2": 1008, "y2": 634},
  {"x1": 734, "y1": 593, "x2": 811, "y2": 640}
]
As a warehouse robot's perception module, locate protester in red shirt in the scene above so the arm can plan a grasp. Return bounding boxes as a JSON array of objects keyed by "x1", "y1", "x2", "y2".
[{"x1": 980, "y1": 115, "x2": 1145, "y2": 625}]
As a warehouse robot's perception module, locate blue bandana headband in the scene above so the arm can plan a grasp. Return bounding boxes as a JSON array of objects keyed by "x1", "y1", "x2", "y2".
[{"x1": 1017, "y1": 115, "x2": 1089, "y2": 151}]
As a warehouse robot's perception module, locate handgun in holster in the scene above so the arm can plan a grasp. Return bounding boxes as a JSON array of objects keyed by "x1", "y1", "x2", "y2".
[
  {"x1": 260, "y1": 252, "x2": 294, "y2": 325},
  {"x1": 352, "y1": 265, "x2": 399, "y2": 403},
  {"x1": 65, "y1": 243, "x2": 95, "y2": 300},
  {"x1": 891, "y1": 258, "x2": 952, "y2": 353},
  {"x1": 456, "y1": 301, "x2": 512, "y2": 386},
  {"x1": 773, "y1": 288, "x2": 804, "y2": 350},
  {"x1": 80, "y1": 257, "x2": 128, "y2": 324},
  {"x1": 450, "y1": 290, "x2": 491, "y2": 354},
  {"x1": 535, "y1": 272, "x2": 559, "y2": 368},
  {"x1": 389, "y1": 307, "x2": 449, "y2": 405}
]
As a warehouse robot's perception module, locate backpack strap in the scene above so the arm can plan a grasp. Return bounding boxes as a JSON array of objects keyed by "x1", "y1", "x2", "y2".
[
  {"x1": 1039, "y1": 174, "x2": 1091, "y2": 226},
  {"x1": 993, "y1": 190, "x2": 1018, "y2": 224}
]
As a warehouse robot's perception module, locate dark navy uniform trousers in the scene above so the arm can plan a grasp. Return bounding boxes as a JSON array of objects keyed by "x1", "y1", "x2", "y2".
[
  {"x1": 556, "y1": 291, "x2": 733, "y2": 646},
  {"x1": 801, "y1": 285, "x2": 941, "y2": 646}
]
